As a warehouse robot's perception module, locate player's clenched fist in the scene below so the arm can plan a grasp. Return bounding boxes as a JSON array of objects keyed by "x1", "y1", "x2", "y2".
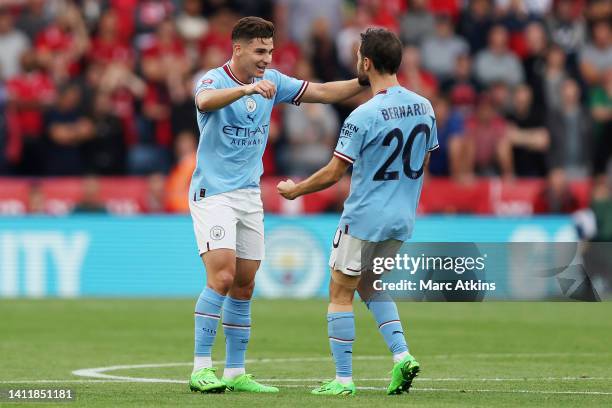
[
  {"x1": 277, "y1": 179, "x2": 297, "y2": 200},
  {"x1": 244, "y1": 80, "x2": 276, "y2": 99}
]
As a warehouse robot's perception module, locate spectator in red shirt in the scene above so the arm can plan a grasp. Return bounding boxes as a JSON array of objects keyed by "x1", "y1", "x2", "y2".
[
  {"x1": 141, "y1": 19, "x2": 189, "y2": 74},
  {"x1": 455, "y1": 92, "x2": 513, "y2": 179},
  {"x1": 89, "y1": 10, "x2": 133, "y2": 68},
  {"x1": 35, "y1": 3, "x2": 89, "y2": 82},
  {"x1": 360, "y1": 0, "x2": 399, "y2": 32},
  {"x1": 108, "y1": 0, "x2": 138, "y2": 43},
  {"x1": 270, "y1": 24, "x2": 301, "y2": 77},
  {"x1": 5, "y1": 49, "x2": 55, "y2": 174},
  {"x1": 139, "y1": 19, "x2": 189, "y2": 154},
  {"x1": 198, "y1": 8, "x2": 236, "y2": 62}
]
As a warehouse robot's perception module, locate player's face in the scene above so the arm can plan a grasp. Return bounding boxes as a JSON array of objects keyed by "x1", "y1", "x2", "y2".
[
  {"x1": 237, "y1": 37, "x2": 274, "y2": 78},
  {"x1": 356, "y1": 50, "x2": 370, "y2": 86}
]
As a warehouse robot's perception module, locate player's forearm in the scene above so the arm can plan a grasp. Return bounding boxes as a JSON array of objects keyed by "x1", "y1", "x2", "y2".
[
  {"x1": 319, "y1": 79, "x2": 364, "y2": 103},
  {"x1": 293, "y1": 165, "x2": 341, "y2": 199},
  {"x1": 196, "y1": 87, "x2": 247, "y2": 112}
]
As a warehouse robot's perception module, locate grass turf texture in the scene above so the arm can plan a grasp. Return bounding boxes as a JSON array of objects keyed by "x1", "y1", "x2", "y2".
[{"x1": 1, "y1": 299, "x2": 611, "y2": 407}]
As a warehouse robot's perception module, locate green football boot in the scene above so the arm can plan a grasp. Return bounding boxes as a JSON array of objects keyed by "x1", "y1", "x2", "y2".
[
  {"x1": 387, "y1": 354, "x2": 420, "y2": 395},
  {"x1": 311, "y1": 379, "x2": 356, "y2": 396},
  {"x1": 222, "y1": 374, "x2": 279, "y2": 393},
  {"x1": 189, "y1": 367, "x2": 226, "y2": 393}
]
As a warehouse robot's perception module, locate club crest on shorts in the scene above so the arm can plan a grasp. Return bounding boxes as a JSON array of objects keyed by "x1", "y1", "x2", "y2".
[
  {"x1": 210, "y1": 226, "x2": 225, "y2": 240},
  {"x1": 245, "y1": 97, "x2": 257, "y2": 113}
]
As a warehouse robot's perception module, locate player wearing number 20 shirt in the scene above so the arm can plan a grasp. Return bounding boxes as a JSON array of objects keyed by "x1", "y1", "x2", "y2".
[
  {"x1": 276, "y1": 28, "x2": 437, "y2": 396},
  {"x1": 334, "y1": 86, "x2": 438, "y2": 243}
]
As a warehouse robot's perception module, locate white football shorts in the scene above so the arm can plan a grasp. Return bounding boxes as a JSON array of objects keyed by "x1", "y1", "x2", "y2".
[
  {"x1": 328, "y1": 227, "x2": 402, "y2": 276},
  {"x1": 189, "y1": 188, "x2": 265, "y2": 260}
]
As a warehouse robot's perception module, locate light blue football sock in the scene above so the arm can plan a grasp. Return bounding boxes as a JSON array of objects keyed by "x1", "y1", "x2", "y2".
[
  {"x1": 222, "y1": 297, "x2": 251, "y2": 368},
  {"x1": 366, "y1": 293, "x2": 409, "y2": 355},
  {"x1": 194, "y1": 287, "x2": 225, "y2": 357},
  {"x1": 328, "y1": 312, "x2": 355, "y2": 378}
]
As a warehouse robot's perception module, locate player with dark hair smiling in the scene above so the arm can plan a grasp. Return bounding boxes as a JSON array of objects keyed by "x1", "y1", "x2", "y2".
[
  {"x1": 278, "y1": 28, "x2": 438, "y2": 396},
  {"x1": 188, "y1": 16, "x2": 366, "y2": 394}
]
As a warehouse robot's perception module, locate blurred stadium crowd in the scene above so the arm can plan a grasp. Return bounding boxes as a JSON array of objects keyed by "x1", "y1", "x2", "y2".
[{"x1": 0, "y1": 0, "x2": 610, "y2": 215}]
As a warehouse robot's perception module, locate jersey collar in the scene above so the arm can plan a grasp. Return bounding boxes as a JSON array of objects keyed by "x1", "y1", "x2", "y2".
[
  {"x1": 375, "y1": 85, "x2": 402, "y2": 96},
  {"x1": 223, "y1": 62, "x2": 255, "y2": 86}
]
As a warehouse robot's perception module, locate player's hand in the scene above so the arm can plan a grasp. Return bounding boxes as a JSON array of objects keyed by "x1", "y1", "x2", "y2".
[
  {"x1": 244, "y1": 80, "x2": 276, "y2": 99},
  {"x1": 277, "y1": 179, "x2": 297, "y2": 200}
]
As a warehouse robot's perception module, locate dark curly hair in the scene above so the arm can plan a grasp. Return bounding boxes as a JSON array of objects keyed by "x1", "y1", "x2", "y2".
[
  {"x1": 359, "y1": 28, "x2": 403, "y2": 74},
  {"x1": 231, "y1": 17, "x2": 275, "y2": 42}
]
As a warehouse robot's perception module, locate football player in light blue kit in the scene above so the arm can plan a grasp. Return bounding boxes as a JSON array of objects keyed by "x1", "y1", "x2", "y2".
[
  {"x1": 278, "y1": 28, "x2": 438, "y2": 396},
  {"x1": 188, "y1": 16, "x2": 366, "y2": 394}
]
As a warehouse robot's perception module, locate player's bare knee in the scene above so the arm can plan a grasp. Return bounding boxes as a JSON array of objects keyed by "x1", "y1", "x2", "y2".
[
  {"x1": 230, "y1": 279, "x2": 255, "y2": 300},
  {"x1": 329, "y1": 269, "x2": 359, "y2": 304},
  {"x1": 209, "y1": 269, "x2": 235, "y2": 294},
  {"x1": 356, "y1": 277, "x2": 376, "y2": 303}
]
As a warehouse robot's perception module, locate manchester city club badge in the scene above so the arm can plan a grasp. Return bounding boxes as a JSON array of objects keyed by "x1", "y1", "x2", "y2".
[{"x1": 245, "y1": 97, "x2": 257, "y2": 113}]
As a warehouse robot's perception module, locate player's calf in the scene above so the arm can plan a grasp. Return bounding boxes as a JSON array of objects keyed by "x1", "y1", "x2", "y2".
[
  {"x1": 363, "y1": 292, "x2": 410, "y2": 361},
  {"x1": 325, "y1": 271, "x2": 360, "y2": 389}
]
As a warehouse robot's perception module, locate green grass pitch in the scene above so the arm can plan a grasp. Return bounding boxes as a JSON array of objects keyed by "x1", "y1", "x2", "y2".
[{"x1": 1, "y1": 299, "x2": 611, "y2": 407}]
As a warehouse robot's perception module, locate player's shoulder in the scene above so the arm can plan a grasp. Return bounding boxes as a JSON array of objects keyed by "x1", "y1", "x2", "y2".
[
  {"x1": 195, "y1": 67, "x2": 226, "y2": 85},
  {"x1": 201, "y1": 66, "x2": 226, "y2": 78},
  {"x1": 262, "y1": 68, "x2": 288, "y2": 83},
  {"x1": 392, "y1": 87, "x2": 435, "y2": 117},
  {"x1": 347, "y1": 99, "x2": 378, "y2": 123},
  {"x1": 395, "y1": 86, "x2": 432, "y2": 106}
]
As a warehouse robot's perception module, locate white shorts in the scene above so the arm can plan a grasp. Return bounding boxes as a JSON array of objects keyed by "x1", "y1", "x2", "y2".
[
  {"x1": 189, "y1": 188, "x2": 265, "y2": 260},
  {"x1": 329, "y1": 228, "x2": 402, "y2": 276}
]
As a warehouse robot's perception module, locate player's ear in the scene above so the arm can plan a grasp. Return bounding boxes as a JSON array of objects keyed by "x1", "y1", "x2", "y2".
[{"x1": 233, "y1": 41, "x2": 241, "y2": 56}]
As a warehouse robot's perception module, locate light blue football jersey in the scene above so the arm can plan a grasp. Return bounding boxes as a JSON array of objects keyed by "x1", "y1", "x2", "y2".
[
  {"x1": 190, "y1": 62, "x2": 308, "y2": 199},
  {"x1": 333, "y1": 85, "x2": 439, "y2": 242}
]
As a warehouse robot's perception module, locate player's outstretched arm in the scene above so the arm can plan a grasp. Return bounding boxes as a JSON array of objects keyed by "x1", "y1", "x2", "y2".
[
  {"x1": 298, "y1": 79, "x2": 365, "y2": 104},
  {"x1": 277, "y1": 157, "x2": 350, "y2": 200},
  {"x1": 196, "y1": 80, "x2": 277, "y2": 112}
]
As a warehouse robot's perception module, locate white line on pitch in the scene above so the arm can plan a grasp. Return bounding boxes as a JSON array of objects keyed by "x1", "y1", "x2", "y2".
[
  {"x1": 0, "y1": 380, "x2": 151, "y2": 384},
  {"x1": 278, "y1": 384, "x2": 612, "y2": 395},
  {"x1": 3, "y1": 380, "x2": 612, "y2": 395},
  {"x1": 258, "y1": 377, "x2": 612, "y2": 382},
  {"x1": 7, "y1": 377, "x2": 611, "y2": 384}
]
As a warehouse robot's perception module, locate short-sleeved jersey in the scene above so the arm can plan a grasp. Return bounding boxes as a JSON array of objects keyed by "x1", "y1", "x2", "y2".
[
  {"x1": 190, "y1": 62, "x2": 308, "y2": 199},
  {"x1": 333, "y1": 85, "x2": 438, "y2": 242}
]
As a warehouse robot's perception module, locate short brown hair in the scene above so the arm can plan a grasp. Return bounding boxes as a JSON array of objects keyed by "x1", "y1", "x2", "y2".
[
  {"x1": 359, "y1": 28, "x2": 403, "y2": 75},
  {"x1": 231, "y1": 17, "x2": 275, "y2": 42}
]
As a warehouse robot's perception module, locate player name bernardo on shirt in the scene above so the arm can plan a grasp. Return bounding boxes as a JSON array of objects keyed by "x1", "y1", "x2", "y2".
[{"x1": 380, "y1": 102, "x2": 432, "y2": 121}]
